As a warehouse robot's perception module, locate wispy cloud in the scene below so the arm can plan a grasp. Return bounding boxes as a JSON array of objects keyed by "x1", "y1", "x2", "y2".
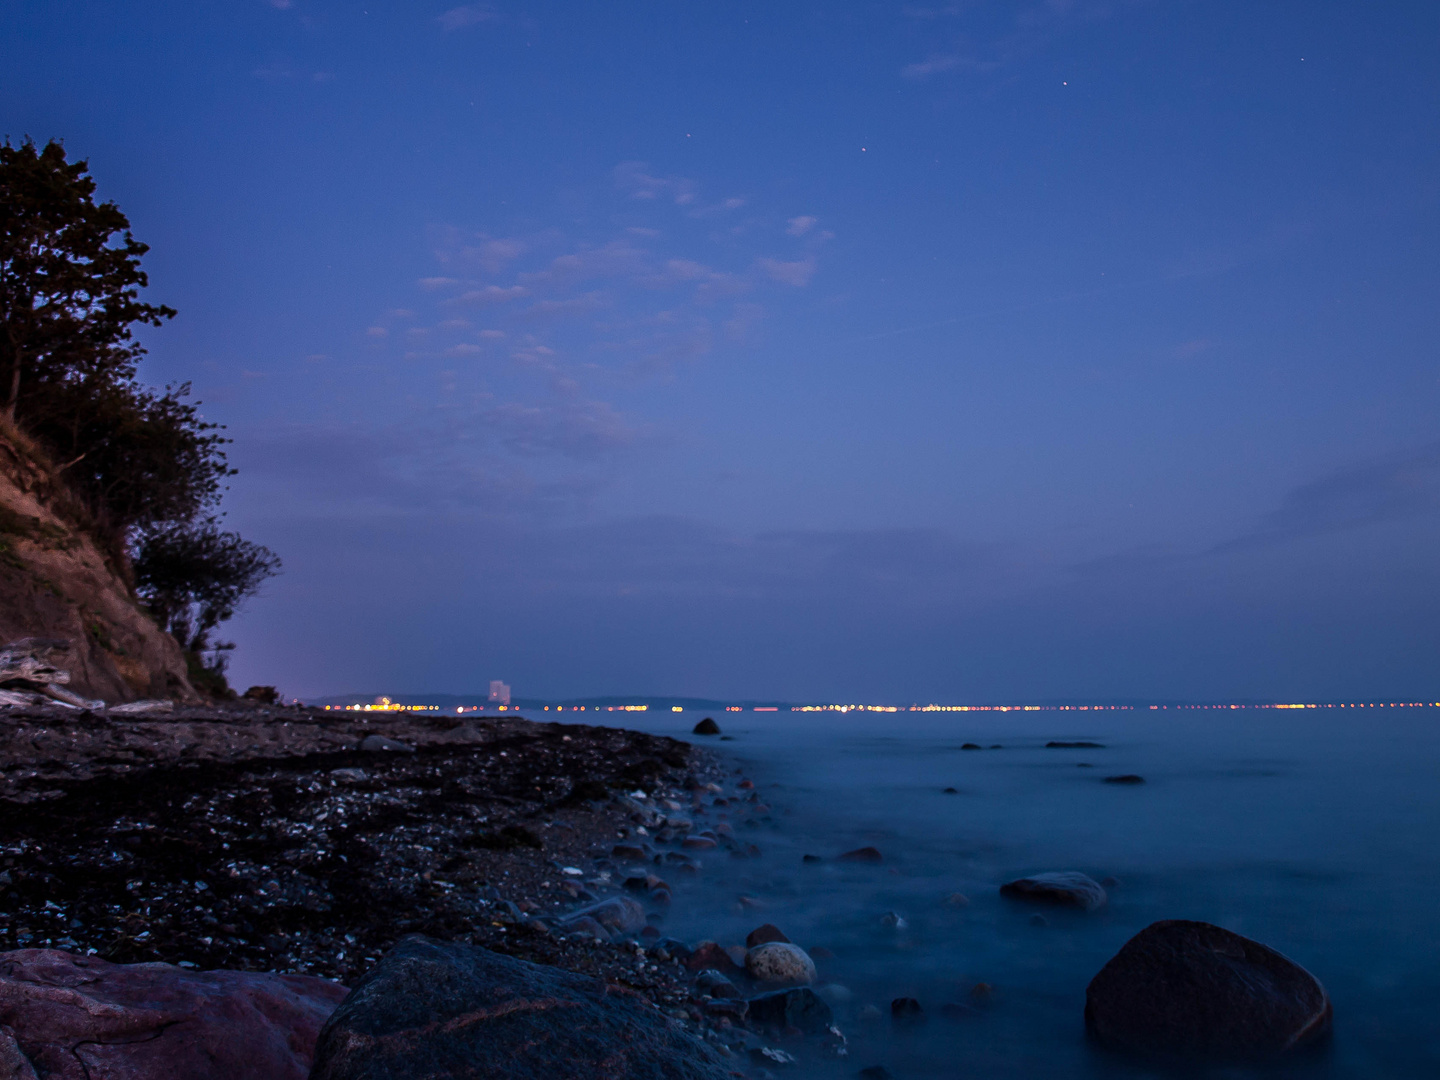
[
  {"x1": 437, "y1": 4, "x2": 499, "y2": 31},
  {"x1": 785, "y1": 216, "x2": 818, "y2": 237},
  {"x1": 613, "y1": 161, "x2": 697, "y2": 206},
  {"x1": 1211, "y1": 442, "x2": 1440, "y2": 554},
  {"x1": 757, "y1": 257, "x2": 816, "y2": 286}
]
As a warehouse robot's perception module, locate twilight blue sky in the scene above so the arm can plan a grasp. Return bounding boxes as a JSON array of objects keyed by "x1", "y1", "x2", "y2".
[{"x1": 5, "y1": 1, "x2": 1439, "y2": 701}]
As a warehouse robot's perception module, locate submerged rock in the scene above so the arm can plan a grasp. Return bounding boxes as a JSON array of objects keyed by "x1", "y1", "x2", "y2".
[
  {"x1": 1000, "y1": 871, "x2": 1108, "y2": 912},
  {"x1": 0, "y1": 947, "x2": 345, "y2": 1080},
  {"x1": 309, "y1": 935, "x2": 730, "y2": 1080},
  {"x1": 1104, "y1": 774, "x2": 1146, "y2": 785},
  {"x1": 838, "y1": 846, "x2": 884, "y2": 863},
  {"x1": 1046, "y1": 740, "x2": 1105, "y2": 748},
  {"x1": 745, "y1": 942, "x2": 817, "y2": 986},
  {"x1": 1085, "y1": 920, "x2": 1332, "y2": 1062},
  {"x1": 890, "y1": 997, "x2": 926, "y2": 1026},
  {"x1": 747, "y1": 987, "x2": 833, "y2": 1035}
]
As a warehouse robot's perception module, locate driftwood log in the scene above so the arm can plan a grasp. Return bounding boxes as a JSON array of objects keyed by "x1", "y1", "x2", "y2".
[{"x1": 0, "y1": 638, "x2": 105, "y2": 709}]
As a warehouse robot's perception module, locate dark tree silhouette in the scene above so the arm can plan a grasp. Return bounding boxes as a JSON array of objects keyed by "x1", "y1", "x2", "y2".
[
  {"x1": 0, "y1": 139, "x2": 174, "y2": 422},
  {"x1": 132, "y1": 518, "x2": 281, "y2": 655}
]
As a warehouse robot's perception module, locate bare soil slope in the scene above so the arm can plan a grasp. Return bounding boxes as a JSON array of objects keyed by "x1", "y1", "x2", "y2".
[{"x1": 0, "y1": 426, "x2": 196, "y2": 702}]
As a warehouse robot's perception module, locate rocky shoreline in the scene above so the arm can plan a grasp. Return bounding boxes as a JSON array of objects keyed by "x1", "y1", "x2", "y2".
[{"x1": 0, "y1": 703, "x2": 828, "y2": 1076}]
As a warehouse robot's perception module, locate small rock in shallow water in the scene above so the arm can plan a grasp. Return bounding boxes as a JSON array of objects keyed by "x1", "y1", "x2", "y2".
[
  {"x1": 1046, "y1": 740, "x2": 1105, "y2": 748},
  {"x1": 970, "y1": 982, "x2": 993, "y2": 1003},
  {"x1": 817, "y1": 983, "x2": 853, "y2": 1004},
  {"x1": 890, "y1": 998, "x2": 926, "y2": 1026},
  {"x1": 686, "y1": 942, "x2": 742, "y2": 976},
  {"x1": 1030, "y1": 914, "x2": 1049, "y2": 927},
  {"x1": 692, "y1": 718, "x2": 721, "y2": 735},
  {"x1": 745, "y1": 943, "x2": 817, "y2": 986},
  {"x1": 746, "y1": 923, "x2": 790, "y2": 947},
  {"x1": 879, "y1": 911, "x2": 908, "y2": 930},
  {"x1": 749, "y1": 1047, "x2": 798, "y2": 1067},
  {"x1": 1104, "y1": 774, "x2": 1145, "y2": 784},
  {"x1": 961, "y1": 743, "x2": 981, "y2": 750},
  {"x1": 943, "y1": 892, "x2": 970, "y2": 907},
  {"x1": 857, "y1": 1005, "x2": 882, "y2": 1022},
  {"x1": 1000, "y1": 871, "x2": 1108, "y2": 912},
  {"x1": 695, "y1": 969, "x2": 742, "y2": 998},
  {"x1": 838, "y1": 846, "x2": 884, "y2": 864},
  {"x1": 329, "y1": 767, "x2": 367, "y2": 782},
  {"x1": 941, "y1": 787, "x2": 958, "y2": 794},
  {"x1": 857, "y1": 1067, "x2": 892, "y2": 1080},
  {"x1": 1085, "y1": 920, "x2": 1331, "y2": 1062},
  {"x1": 561, "y1": 916, "x2": 608, "y2": 940},
  {"x1": 748, "y1": 988, "x2": 834, "y2": 1035},
  {"x1": 560, "y1": 895, "x2": 646, "y2": 935},
  {"x1": 682, "y1": 836, "x2": 717, "y2": 850},
  {"x1": 802, "y1": 854, "x2": 823, "y2": 864}
]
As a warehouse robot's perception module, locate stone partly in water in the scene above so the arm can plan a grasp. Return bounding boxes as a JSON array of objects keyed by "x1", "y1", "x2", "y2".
[
  {"x1": 745, "y1": 942, "x2": 817, "y2": 986},
  {"x1": 692, "y1": 717, "x2": 721, "y2": 735},
  {"x1": 1000, "y1": 871, "x2": 1108, "y2": 912},
  {"x1": 1085, "y1": 920, "x2": 1332, "y2": 1063},
  {"x1": 0, "y1": 947, "x2": 346, "y2": 1080},
  {"x1": 558, "y1": 895, "x2": 646, "y2": 936},
  {"x1": 747, "y1": 987, "x2": 834, "y2": 1035},
  {"x1": 1046, "y1": 740, "x2": 1105, "y2": 748},
  {"x1": 838, "y1": 846, "x2": 884, "y2": 863},
  {"x1": 309, "y1": 935, "x2": 731, "y2": 1080},
  {"x1": 694, "y1": 969, "x2": 742, "y2": 999},
  {"x1": 685, "y1": 942, "x2": 743, "y2": 977},
  {"x1": 1104, "y1": 774, "x2": 1146, "y2": 784},
  {"x1": 745, "y1": 923, "x2": 790, "y2": 947}
]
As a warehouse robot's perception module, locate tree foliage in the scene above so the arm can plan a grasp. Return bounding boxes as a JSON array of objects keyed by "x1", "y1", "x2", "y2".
[
  {"x1": 1, "y1": 138, "x2": 280, "y2": 685},
  {"x1": 0, "y1": 139, "x2": 173, "y2": 421},
  {"x1": 1, "y1": 139, "x2": 233, "y2": 545},
  {"x1": 132, "y1": 518, "x2": 282, "y2": 655}
]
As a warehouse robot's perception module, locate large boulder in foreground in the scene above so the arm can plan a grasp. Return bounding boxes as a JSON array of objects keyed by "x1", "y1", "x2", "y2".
[
  {"x1": 1085, "y1": 920, "x2": 1331, "y2": 1062},
  {"x1": 309, "y1": 935, "x2": 731, "y2": 1080},
  {"x1": 0, "y1": 947, "x2": 346, "y2": 1079},
  {"x1": 1000, "y1": 871, "x2": 1107, "y2": 912}
]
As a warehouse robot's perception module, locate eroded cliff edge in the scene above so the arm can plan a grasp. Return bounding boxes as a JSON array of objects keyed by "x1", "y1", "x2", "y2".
[{"x1": 0, "y1": 426, "x2": 196, "y2": 702}]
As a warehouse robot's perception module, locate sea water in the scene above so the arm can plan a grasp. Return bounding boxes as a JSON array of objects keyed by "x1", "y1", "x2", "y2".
[{"x1": 608, "y1": 705, "x2": 1440, "y2": 1078}]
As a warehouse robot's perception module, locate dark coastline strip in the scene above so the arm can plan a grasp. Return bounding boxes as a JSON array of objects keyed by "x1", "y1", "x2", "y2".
[{"x1": 0, "y1": 705, "x2": 726, "y2": 1013}]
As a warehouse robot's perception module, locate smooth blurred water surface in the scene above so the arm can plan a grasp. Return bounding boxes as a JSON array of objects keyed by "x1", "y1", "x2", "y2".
[{"x1": 607, "y1": 706, "x2": 1440, "y2": 1078}]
